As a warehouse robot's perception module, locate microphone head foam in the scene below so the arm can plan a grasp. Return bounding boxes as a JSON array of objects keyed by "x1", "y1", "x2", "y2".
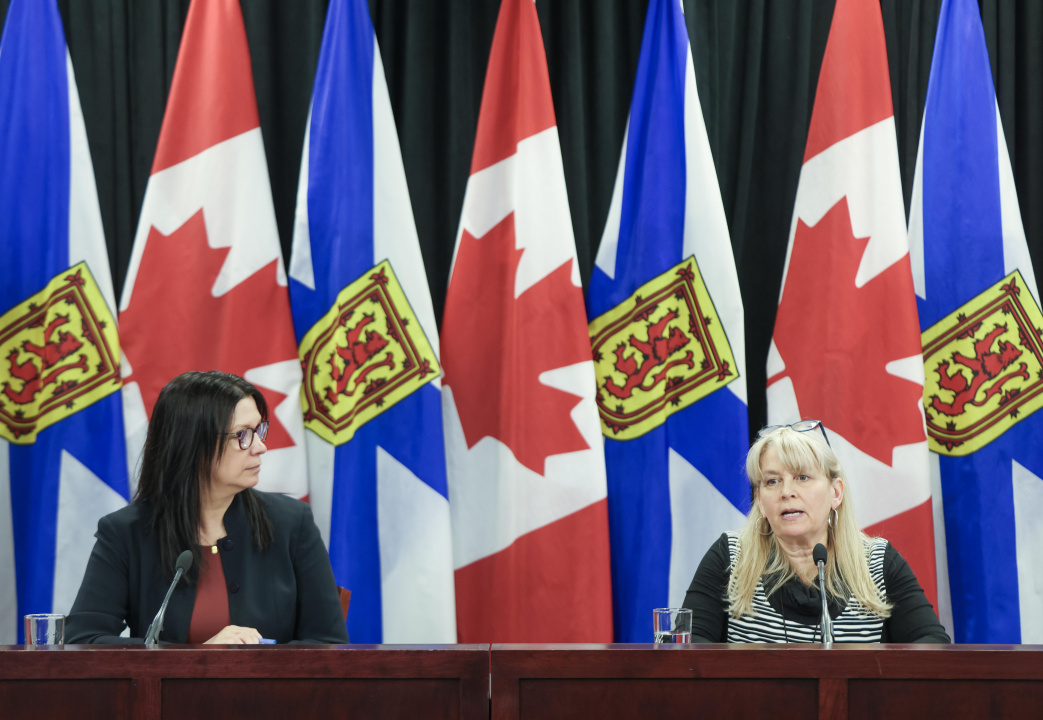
[
  {"x1": 813, "y1": 543, "x2": 828, "y2": 566},
  {"x1": 175, "y1": 549, "x2": 194, "y2": 573}
]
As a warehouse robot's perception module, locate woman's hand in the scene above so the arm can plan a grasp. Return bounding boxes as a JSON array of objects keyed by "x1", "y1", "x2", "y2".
[{"x1": 203, "y1": 625, "x2": 262, "y2": 644}]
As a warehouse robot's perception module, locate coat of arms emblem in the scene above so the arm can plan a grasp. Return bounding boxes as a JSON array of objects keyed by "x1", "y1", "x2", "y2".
[
  {"x1": 298, "y1": 261, "x2": 439, "y2": 445},
  {"x1": 0, "y1": 262, "x2": 121, "y2": 443},
  {"x1": 922, "y1": 270, "x2": 1043, "y2": 454},
  {"x1": 588, "y1": 256, "x2": 737, "y2": 440}
]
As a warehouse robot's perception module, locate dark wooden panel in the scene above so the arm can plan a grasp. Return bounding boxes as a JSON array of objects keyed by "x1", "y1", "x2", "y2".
[
  {"x1": 134, "y1": 678, "x2": 162, "y2": 720},
  {"x1": 164, "y1": 678, "x2": 465, "y2": 720},
  {"x1": 517, "y1": 678, "x2": 817, "y2": 720},
  {"x1": 491, "y1": 643, "x2": 1043, "y2": 680},
  {"x1": 0, "y1": 645, "x2": 490, "y2": 720},
  {"x1": 491, "y1": 644, "x2": 1043, "y2": 720},
  {"x1": 0, "y1": 644, "x2": 490, "y2": 680},
  {"x1": 0, "y1": 679, "x2": 132, "y2": 720},
  {"x1": 818, "y1": 677, "x2": 848, "y2": 720},
  {"x1": 5, "y1": 643, "x2": 1043, "y2": 720},
  {"x1": 849, "y1": 679, "x2": 1043, "y2": 720}
]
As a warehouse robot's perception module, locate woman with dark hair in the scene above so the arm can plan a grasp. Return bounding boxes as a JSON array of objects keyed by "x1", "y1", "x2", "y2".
[{"x1": 66, "y1": 371, "x2": 348, "y2": 644}]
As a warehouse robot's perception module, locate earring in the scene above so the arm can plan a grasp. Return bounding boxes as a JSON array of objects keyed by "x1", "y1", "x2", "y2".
[
  {"x1": 828, "y1": 507, "x2": 838, "y2": 529},
  {"x1": 758, "y1": 516, "x2": 773, "y2": 536}
]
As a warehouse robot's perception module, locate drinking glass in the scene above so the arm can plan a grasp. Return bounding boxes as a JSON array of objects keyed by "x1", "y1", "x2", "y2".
[
  {"x1": 24, "y1": 614, "x2": 65, "y2": 645},
  {"x1": 653, "y1": 607, "x2": 691, "y2": 644}
]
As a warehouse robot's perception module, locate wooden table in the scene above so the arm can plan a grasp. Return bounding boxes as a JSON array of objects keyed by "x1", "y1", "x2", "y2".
[
  {"x1": 0, "y1": 644, "x2": 490, "y2": 720},
  {"x1": 6, "y1": 642, "x2": 1042, "y2": 719},
  {"x1": 490, "y1": 643, "x2": 1043, "y2": 720}
]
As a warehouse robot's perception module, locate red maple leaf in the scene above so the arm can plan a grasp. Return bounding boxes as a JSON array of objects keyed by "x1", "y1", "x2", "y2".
[
  {"x1": 120, "y1": 210, "x2": 299, "y2": 450},
  {"x1": 441, "y1": 212, "x2": 591, "y2": 475},
  {"x1": 772, "y1": 197, "x2": 924, "y2": 465}
]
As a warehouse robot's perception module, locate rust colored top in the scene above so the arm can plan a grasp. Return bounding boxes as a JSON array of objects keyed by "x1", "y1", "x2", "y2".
[{"x1": 187, "y1": 545, "x2": 230, "y2": 644}]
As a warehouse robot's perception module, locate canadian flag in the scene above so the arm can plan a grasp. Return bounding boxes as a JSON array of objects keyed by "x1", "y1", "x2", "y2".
[
  {"x1": 119, "y1": 0, "x2": 307, "y2": 497},
  {"x1": 440, "y1": 0, "x2": 613, "y2": 641},
  {"x1": 766, "y1": 0, "x2": 938, "y2": 606}
]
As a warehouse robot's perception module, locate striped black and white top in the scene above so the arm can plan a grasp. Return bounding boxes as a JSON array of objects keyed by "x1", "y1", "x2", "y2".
[
  {"x1": 724, "y1": 531, "x2": 887, "y2": 644},
  {"x1": 682, "y1": 532, "x2": 950, "y2": 643}
]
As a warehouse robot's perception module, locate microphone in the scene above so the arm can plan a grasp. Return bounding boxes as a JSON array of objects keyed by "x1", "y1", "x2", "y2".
[
  {"x1": 813, "y1": 543, "x2": 832, "y2": 649},
  {"x1": 145, "y1": 549, "x2": 193, "y2": 647}
]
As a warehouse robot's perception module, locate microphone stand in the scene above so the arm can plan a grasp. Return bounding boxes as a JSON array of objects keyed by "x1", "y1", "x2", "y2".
[
  {"x1": 813, "y1": 543, "x2": 832, "y2": 649},
  {"x1": 145, "y1": 550, "x2": 193, "y2": 647},
  {"x1": 816, "y1": 559, "x2": 832, "y2": 649}
]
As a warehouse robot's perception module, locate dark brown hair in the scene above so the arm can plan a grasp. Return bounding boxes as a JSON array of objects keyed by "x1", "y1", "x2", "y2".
[{"x1": 133, "y1": 370, "x2": 273, "y2": 581}]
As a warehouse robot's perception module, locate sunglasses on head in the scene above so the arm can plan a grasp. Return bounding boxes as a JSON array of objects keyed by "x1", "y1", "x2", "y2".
[{"x1": 757, "y1": 419, "x2": 830, "y2": 447}]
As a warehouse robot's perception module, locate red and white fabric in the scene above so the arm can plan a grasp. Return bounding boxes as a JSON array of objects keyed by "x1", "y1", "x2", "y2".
[
  {"x1": 440, "y1": 0, "x2": 613, "y2": 642},
  {"x1": 766, "y1": 0, "x2": 939, "y2": 607},
  {"x1": 119, "y1": 0, "x2": 307, "y2": 497}
]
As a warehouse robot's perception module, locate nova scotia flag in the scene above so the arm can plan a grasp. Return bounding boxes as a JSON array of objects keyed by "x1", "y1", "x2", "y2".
[
  {"x1": 289, "y1": 0, "x2": 456, "y2": 643},
  {"x1": 0, "y1": 0, "x2": 128, "y2": 643},
  {"x1": 587, "y1": 0, "x2": 748, "y2": 642},
  {"x1": 909, "y1": 0, "x2": 1043, "y2": 643}
]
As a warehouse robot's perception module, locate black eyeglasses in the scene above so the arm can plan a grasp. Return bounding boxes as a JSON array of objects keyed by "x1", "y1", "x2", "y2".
[
  {"x1": 757, "y1": 420, "x2": 830, "y2": 447},
  {"x1": 223, "y1": 421, "x2": 269, "y2": 450}
]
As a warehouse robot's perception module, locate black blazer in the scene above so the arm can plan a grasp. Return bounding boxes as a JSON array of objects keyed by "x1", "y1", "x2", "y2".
[{"x1": 66, "y1": 490, "x2": 349, "y2": 644}]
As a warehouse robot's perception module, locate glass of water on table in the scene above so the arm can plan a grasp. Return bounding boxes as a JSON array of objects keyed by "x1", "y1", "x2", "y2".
[{"x1": 653, "y1": 608, "x2": 692, "y2": 644}]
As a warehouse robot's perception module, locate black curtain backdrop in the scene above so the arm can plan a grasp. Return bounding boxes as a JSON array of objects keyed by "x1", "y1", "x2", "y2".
[{"x1": 1, "y1": 0, "x2": 1041, "y2": 438}]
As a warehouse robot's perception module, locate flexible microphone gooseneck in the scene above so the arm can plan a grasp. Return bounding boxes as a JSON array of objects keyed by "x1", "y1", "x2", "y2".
[
  {"x1": 813, "y1": 543, "x2": 832, "y2": 649},
  {"x1": 145, "y1": 549, "x2": 194, "y2": 647}
]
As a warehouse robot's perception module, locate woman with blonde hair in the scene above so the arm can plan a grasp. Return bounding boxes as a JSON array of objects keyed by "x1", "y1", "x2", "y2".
[{"x1": 683, "y1": 421, "x2": 949, "y2": 643}]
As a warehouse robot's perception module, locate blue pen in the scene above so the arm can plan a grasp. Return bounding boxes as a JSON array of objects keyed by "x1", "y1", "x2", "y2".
[{"x1": 258, "y1": 638, "x2": 276, "y2": 644}]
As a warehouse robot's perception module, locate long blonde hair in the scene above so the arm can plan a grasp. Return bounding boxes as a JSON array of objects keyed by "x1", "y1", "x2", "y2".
[{"x1": 726, "y1": 426, "x2": 892, "y2": 619}]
